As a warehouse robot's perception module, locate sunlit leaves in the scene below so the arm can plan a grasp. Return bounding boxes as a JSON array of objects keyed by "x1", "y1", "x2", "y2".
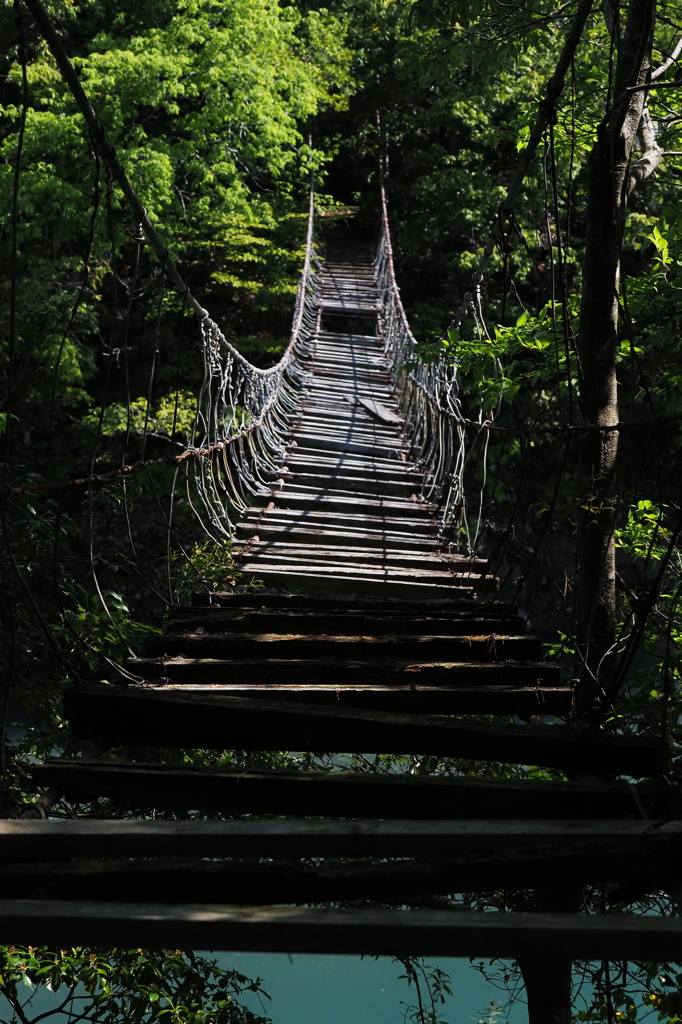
[{"x1": 0, "y1": 946, "x2": 273, "y2": 1024}]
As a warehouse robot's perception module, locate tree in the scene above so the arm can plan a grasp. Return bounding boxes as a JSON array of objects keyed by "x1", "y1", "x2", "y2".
[
  {"x1": 0, "y1": 946, "x2": 272, "y2": 1024},
  {"x1": 574, "y1": 0, "x2": 663, "y2": 712}
]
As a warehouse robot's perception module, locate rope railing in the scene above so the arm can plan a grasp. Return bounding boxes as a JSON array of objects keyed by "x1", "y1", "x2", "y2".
[
  {"x1": 186, "y1": 186, "x2": 321, "y2": 541},
  {"x1": 376, "y1": 185, "x2": 475, "y2": 552}
]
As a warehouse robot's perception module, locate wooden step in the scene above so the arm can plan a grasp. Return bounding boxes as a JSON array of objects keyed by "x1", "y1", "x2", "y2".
[
  {"x1": 287, "y1": 446, "x2": 411, "y2": 468},
  {"x1": 240, "y1": 507, "x2": 437, "y2": 534},
  {"x1": 320, "y1": 302, "x2": 381, "y2": 315},
  {"x1": 63, "y1": 685, "x2": 661, "y2": 775},
  {"x1": 127, "y1": 656, "x2": 561, "y2": 687},
  {"x1": 289, "y1": 434, "x2": 406, "y2": 457},
  {"x1": 234, "y1": 568, "x2": 481, "y2": 599},
  {"x1": 278, "y1": 472, "x2": 420, "y2": 497},
  {"x1": 270, "y1": 482, "x2": 434, "y2": 507},
  {"x1": 189, "y1": 591, "x2": 509, "y2": 611},
  {"x1": 239, "y1": 563, "x2": 470, "y2": 587},
  {"x1": 282, "y1": 458, "x2": 420, "y2": 480},
  {"x1": 165, "y1": 607, "x2": 523, "y2": 635},
  {"x1": 120, "y1": 681, "x2": 572, "y2": 715},
  {"x1": 6, "y1": 818, "x2": 677, "y2": 860},
  {"x1": 143, "y1": 631, "x2": 535, "y2": 661},
  {"x1": 252, "y1": 492, "x2": 435, "y2": 518},
  {"x1": 294, "y1": 409, "x2": 401, "y2": 429},
  {"x1": 3, "y1": 827, "x2": 680, "y2": 902},
  {"x1": 232, "y1": 543, "x2": 483, "y2": 572},
  {"x1": 32, "y1": 760, "x2": 679, "y2": 818},
  {"x1": 4, "y1": 901, "x2": 681, "y2": 958},
  {"x1": 235, "y1": 523, "x2": 444, "y2": 552},
  {"x1": 237, "y1": 553, "x2": 467, "y2": 578}
]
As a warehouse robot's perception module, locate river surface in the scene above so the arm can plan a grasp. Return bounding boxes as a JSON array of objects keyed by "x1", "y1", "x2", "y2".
[{"x1": 224, "y1": 952, "x2": 526, "y2": 1024}]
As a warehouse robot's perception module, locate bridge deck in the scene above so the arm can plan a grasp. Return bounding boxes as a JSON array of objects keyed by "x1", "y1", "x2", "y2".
[
  {"x1": 13, "y1": 241, "x2": 678, "y2": 957},
  {"x1": 236, "y1": 245, "x2": 466, "y2": 599}
]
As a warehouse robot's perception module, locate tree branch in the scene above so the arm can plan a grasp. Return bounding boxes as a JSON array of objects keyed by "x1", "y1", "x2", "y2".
[
  {"x1": 29, "y1": 986, "x2": 78, "y2": 1024},
  {"x1": 628, "y1": 105, "x2": 664, "y2": 195},
  {"x1": 651, "y1": 34, "x2": 682, "y2": 79},
  {"x1": 0, "y1": 985, "x2": 32, "y2": 1024}
]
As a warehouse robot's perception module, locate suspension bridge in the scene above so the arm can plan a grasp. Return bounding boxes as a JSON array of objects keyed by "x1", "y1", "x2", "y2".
[{"x1": 3, "y1": 0, "x2": 682, "y2": 983}]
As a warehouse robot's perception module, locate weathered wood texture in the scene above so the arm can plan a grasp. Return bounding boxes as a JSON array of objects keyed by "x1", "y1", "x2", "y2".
[
  {"x1": 3, "y1": 832, "x2": 681, "y2": 901},
  {"x1": 4, "y1": 902, "x2": 682, "y2": 959},
  {"x1": 32, "y1": 761, "x2": 678, "y2": 818},
  {"x1": 126, "y1": 656, "x2": 563, "y2": 688},
  {"x1": 141, "y1": 632, "x2": 541, "y2": 661},
  {"x1": 165, "y1": 609, "x2": 525, "y2": 636},
  {"x1": 4, "y1": 818, "x2": 677, "y2": 860},
  {"x1": 63, "y1": 685, "x2": 663, "y2": 774},
  {"x1": 121, "y1": 682, "x2": 574, "y2": 715}
]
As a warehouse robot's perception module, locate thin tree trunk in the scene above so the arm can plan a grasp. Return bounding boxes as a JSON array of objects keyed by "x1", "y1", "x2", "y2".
[{"x1": 574, "y1": 0, "x2": 659, "y2": 715}]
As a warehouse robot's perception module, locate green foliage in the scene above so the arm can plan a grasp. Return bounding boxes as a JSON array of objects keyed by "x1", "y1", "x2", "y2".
[
  {"x1": 82, "y1": 391, "x2": 198, "y2": 442},
  {"x1": 0, "y1": 946, "x2": 272, "y2": 1024},
  {"x1": 170, "y1": 539, "x2": 250, "y2": 604},
  {"x1": 0, "y1": 0, "x2": 355, "y2": 471}
]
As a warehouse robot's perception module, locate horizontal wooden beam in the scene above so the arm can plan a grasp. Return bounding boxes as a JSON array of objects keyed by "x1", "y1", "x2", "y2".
[
  {"x1": 234, "y1": 569, "x2": 477, "y2": 601},
  {"x1": 63, "y1": 686, "x2": 662, "y2": 775},
  {"x1": 32, "y1": 760, "x2": 679, "y2": 819},
  {"x1": 3, "y1": 818, "x2": 679, "y2": 860},
  {"x1": 165, "y1": 611, "x2": 525, "y2": 638},
  {"x1": 189, "y1": 593, "x2": 502, "y2": 612},
  {"x1": 127, "y1": 657, "x2": 559, "y2": 688},
  {"x1": 3, "y1": 832, "x2": 681, "y2": 901},
  {"x1": 3, "y1": 902, "x2": 682, "y2": 958},
  {"x1": 121, "y1": 683, "x2": 572, "y2": 715},
  {"x1": 142, "y1": 632, "x2": 541, "y2": 663}
]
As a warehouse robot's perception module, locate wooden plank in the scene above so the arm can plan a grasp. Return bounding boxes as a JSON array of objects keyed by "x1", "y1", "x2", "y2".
[
  {"x1": 293, "y1": 419, "x2": 402, "y2": 440},
  {"x1": 356, "y1": 396, "x2": 404, "y2": 424},
  {"x1": 238, "y1": 555, "x2": 484, "y2": 581},
  {"x1": 284, "y1": 457, "x2": 417, "y2": 477},
  {"x1": 164, "y1": 611, "x2": 525, "y2": 637},
  {"x1": 239, "y1": 516, "x2": 437, "y2": 539},
  {"x1": 290, "y1": 433, "x2": 403, "y2": 457},
  {"x1": 278, "y1": 468, "x2": 417, "y2": 489},
  {"x1": 124, "y1": 683, "x2": 573, "y2": 715},
  {"x1": 188, "y1": 592, "x2": 511, "y2": 612},
  {"x1": 230, "y1": 545, "x2": 487, "y2": 572},
  {"x1": 288, "y1": 445, "x2": 412, "y2": 467},
  {"x1": 235, "y1": 523, "x2": 441, "y2": 552},
  {"x1": 3, "y1": 833, "x2": 681, "y2": 901},
  {"x1": 271, "y1": 484, "x2": 437, "y2": 512},
  {"x1": 32, "y1": 760, "x2": 679, "y2": 818},
  {"x1": 126, "y1": 657, "x2": 560, "y2": 687},
  {"x1": 4, "y1": 818, "x2": 679, "y2": 861},
  {"x1": 63, "y1": 686, "x2": 661, "y2": 775},
  {"x1": 241, "y1": 508, "x2": 437, "y2": 534},
  {"x1": 3, "y1": 902, "x2": 682, "y2": 958},
  {"x1": 277, "y1": 472, "x2": 418, "y2": 497},
  {"x1": 238, "y1": 564, "x2": 479, "y2": 586},
  {"x1": 254, "y1": 491, "x2": 434, "y2": 518},
  {"x1": 232, "y1": 569, "x2": 482, "y2": 600},
  {"x1": 142, "y1": 633, "x2": 539, "y2": 661},
  {"x1": 235, "y1": 552, "x2": 454, "y2": 574}
]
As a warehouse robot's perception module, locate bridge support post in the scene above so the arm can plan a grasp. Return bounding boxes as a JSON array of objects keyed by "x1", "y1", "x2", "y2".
[{"x1": 517, "y1": 885, "x2": 582, "y2": 1024}]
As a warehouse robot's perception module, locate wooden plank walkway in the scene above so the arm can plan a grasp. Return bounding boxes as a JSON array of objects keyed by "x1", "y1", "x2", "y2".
[{"x1": 15, "y1": 237, "x2": 678, "y2": 958}]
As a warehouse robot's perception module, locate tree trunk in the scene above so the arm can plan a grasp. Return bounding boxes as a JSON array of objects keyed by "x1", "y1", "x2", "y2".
[{"x1": 574, "y1": 0, "x2": 657, "y2": 715}]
